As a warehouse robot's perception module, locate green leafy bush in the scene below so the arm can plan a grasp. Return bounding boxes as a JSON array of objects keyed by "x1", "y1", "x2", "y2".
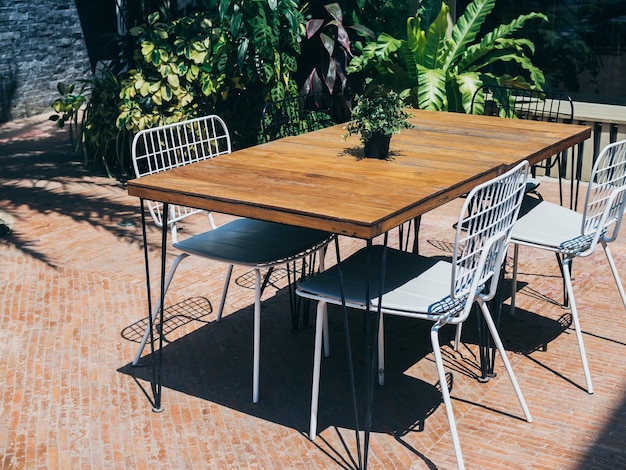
[
  {"x1": 51, "y1": 65, "x2": 133, "y2": 180},
  {"x1": 213, "y1": 0, "x2": 305, "y2": 146},
  {"x1": 349, "y1": 0, "x2": 547, "y2": 113},
  {"x1": 116, "y1": 10, "x2": 225, "y2": 132},
  {"x1": 53, "y1": 0, "x2": 306, "y2": 178},
  {"x1": 116, "y1": 1, "x2": 304, "y2": 147}
]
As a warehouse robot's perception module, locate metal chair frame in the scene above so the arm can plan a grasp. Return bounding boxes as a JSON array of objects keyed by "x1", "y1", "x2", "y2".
[
  {"x1": 471, "y1": 85, "x2": 580, "y2": 208},
  {"x1": 131, "y1": 114, "x2": 333, "y2": 403},
  {"x1": 510, "y1": 139, "x2": 626, "y2": 394},
  {"x1": 297, "y1": 162, "x2": 532, "y2": 470}
]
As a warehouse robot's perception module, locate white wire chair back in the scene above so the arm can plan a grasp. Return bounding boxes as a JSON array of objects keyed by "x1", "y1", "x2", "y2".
[
  {"x1": 576, "y1": 139, "x2": 626, "y2": 255},
  {"x1": 451, "y1": 161, "x2": 529, "y2": 316},
  {"x1": 131, "y1": 115, "x2": 232, "y2": 234}
]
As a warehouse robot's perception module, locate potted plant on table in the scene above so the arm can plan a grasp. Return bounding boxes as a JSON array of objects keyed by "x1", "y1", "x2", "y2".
[{"x1": 343, "y1": 87, "x2": 413, "y2": 159}]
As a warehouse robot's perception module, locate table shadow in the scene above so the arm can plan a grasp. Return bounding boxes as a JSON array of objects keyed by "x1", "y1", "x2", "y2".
[
  {"x1": 118, "y1": 294, "x2": 445, "y2": 438},
  {"x1": 118, "y1": 277, "x2": 576, "y2": 470}
]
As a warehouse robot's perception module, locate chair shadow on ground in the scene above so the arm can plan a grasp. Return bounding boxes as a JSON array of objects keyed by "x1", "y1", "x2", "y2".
[
  {"x1": 117, "y1": 280, "x2": 464, "y2": 468},
  {"x1": 470, "y1": 276, "x2": 595, "y2": 393},
  {"x1": 117, "y1": 253, "x2": 584, "y2": 468},
  {"x1": 118, "y1": 291, "x2": 445, "y2": 430}
]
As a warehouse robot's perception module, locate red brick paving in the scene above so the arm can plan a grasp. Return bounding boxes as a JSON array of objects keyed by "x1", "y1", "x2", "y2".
[{"x1": 1, "y1": 114, "x2": 626, "y2": 469}]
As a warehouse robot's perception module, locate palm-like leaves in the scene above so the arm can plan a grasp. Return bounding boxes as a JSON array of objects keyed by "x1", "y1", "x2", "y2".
[{"x1": 349, "y1": 0, "x2": 547, "y2": 113}]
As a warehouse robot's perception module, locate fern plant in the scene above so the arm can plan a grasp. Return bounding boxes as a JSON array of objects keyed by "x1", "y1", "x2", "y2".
[{"x1": 349, "y1": 0, "x2": 547, "y2": 113}]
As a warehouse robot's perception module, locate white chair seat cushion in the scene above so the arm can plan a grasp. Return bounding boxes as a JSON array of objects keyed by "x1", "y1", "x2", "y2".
[
  {"x1": 511, "y1": 196, "x2": 585, "y2": 250},
  {"x1": 174, "y1": 218, "x2": 331, "y2": 266},
  {"x1": 297, "y1": 245, "x2": 463, "y2": 317}
]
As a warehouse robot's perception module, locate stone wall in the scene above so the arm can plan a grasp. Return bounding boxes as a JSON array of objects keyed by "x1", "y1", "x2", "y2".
[{"x1": 0, "y1": 0, "x2": 91, "y2": 121}]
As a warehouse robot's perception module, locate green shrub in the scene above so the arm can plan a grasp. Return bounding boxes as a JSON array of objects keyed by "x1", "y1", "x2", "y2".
[
  {"x1": 50, "y1": 66, "x2": 133, "y2": 181},
  {"x1": 349, "y1": 0, "x2": 547, "y2": 113},
  {"x1": 116, "y1": 10, "x2": 225, "y2": 132}
]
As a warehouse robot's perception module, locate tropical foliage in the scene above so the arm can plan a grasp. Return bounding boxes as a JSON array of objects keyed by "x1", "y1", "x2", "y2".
[
  {"x1": 50, "y1": 65, "x2": 133, "y2": 180},
  {"x1": 50, "y1": 0, "x2": 556, "y2": 180},
  {"x1": 215, "y1": 0, "x2": 304, "y2": 145},
  {"x1": 117, "y1": 0, "x2": 304, "y2": 147},
  {"x1": 116, "y1": 10, "x2": 223, "y2": 132},
  {"x1": 297, "y1": 2, "x2": 374, "y2": 121},
  {"x1": 472, "y1": 0, "x2": 602, "y2": 93},
  {"x1": 348, "y1": 0, "x2": 547, "y2": 113},
  {"x1": 53, "y1": 0, "x2": 306, "y2": 179},
  {"x1": 81, "y1": 65, "x2": 132, "y2": 179}
]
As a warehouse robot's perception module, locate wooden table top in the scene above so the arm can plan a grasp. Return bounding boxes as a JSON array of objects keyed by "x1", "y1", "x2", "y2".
[{"x1": 127, "y1": 109, "x2": 591, "y2": 239}]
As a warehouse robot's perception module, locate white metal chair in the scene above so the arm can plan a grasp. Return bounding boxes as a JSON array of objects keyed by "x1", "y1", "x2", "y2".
[
  {"x1": 131, "y1": 114, "x2": 333, "y2": 403},
  {"x1": 297, "y1": 161, "x2": 532, "y2": 469},
  {"x1": 510, "y1": 139, "x2": 626, "y2": 394},
  {"x1": 471, "y1": 85, "x2": 577, "y2": 206}
]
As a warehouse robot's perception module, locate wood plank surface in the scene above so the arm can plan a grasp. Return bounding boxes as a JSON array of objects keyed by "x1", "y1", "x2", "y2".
[{"x1": 127, "y1": 109, "x2": 591, "y2": 238}]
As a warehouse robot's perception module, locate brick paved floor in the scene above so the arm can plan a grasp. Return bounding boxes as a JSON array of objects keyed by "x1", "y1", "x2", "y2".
[{"x1": 1, "y1": 114, "x2": 626, "y2": 469}]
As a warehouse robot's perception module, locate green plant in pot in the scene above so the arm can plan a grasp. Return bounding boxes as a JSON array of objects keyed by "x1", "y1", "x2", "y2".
[{"x1": 343, "y1": 88, "x2": 413, "y2": 159}]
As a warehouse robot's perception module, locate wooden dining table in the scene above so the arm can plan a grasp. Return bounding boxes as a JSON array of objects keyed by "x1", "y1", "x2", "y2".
[
  {"x1": 127, "y1": 108, "x2": 591, "y2": 468},
  {"x1": 129, "y1": 109, "x2": 590, "y2": 237}
]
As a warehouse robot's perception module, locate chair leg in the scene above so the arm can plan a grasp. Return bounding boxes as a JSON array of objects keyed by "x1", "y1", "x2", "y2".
[
  {"x1": 318, "y1": 254, "x2": 331, "y2": 358},
  {"x1": 253, "y1": 268, "x2": 261, "y2": 403},
  {"x1": 603, "y1": 242, "x2": 626, "y2": 309},
  {"x1": 453, "y1": 324, "x2": 462, "y2": 351},
  {"x1": 562, "y1": 259, "x2": 594, "y2": 394},
  {"x1": 478, "y1": 300, "x2": 533, "y2": 422},
  {"x1": 378, "y1": 313, "x2": 385, "y2": 386},
  {"x1": 554, "y1": 253, "x2": 570, "y2": 307},
  {"x1": 309, "y1": 300, "x2": 327, "y2": 440},
  {"x1": 510, "y1": 244, "x2": 520, "y2": 317},
  {"x1": 132, "y1": 253, "x2": 188, "y2": 366},
  {"x1": 216, "y1": 264, "x2": 234, "y2": 322},
  {"x1": 556, "y1": 152, "x2": 564, "y2": 207},
  {"x1": 323, "y1": 306, "x2": 330, "y2": 358},
  {"x1": 260, "y1": 266, "x2": 274, "y2": 296},
  {"x1": 430, "y1": 322, "x2": 465, "y2": 470}
]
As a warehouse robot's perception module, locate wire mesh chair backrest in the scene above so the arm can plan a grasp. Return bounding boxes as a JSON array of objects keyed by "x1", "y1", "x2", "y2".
[
  {"x1": 131, "y1": 115, "x2": 232, "y2": 228},
  {"x1": 471, "y1": 84, "x2": 576, "y2": 204},
  {"x1": 260, "y1": 92, "x2": 333, "y2": 143},
  {"x1": 577, "y1": 139, "x2": 626, "y2": 253},
  {"x1": 452, "y1": 161, "x2": 529, "y2": 311},
  {"x1": 470, "y1": 85, "x2": 574, "y2": 124}
]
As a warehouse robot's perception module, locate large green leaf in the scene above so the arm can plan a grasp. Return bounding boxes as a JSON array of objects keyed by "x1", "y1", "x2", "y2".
[
  {"x1": 468, "y1": 48, "x2": 545, "y2": 87},
  {"x1": 458, "y1": 38, "x2": 533, "y2": 73},
  {"x1": 348, "y1": 33, "x2": 402, "y2": 74},
  {"x1": 421, "y1": 2, "x2": 449, "y2": 69},
  {"x1": 481, "y1": 12, "x2": 547, "y2": 51},
  {"x1": 231, "y1": 10, "x2": 242, "y2": 37},
  {"x1": 397, "y1": 42, "x2": 419, "y2": 82},
  {"x1": 443, "y1": 0, "x2": 495, "y2": 71},
  {"x1": 406, "y1": 16, "x2": 422, "y2": 54},
  {"x1": 497, "y1": 54, "x2": 546, "y2": 87},
  {"x1": 456, "y1": 12, "x2": 546, "y2": 72},
  {"x1": 368, "y1": 33, "x2": 403, "y2": 61},
  {"x1": 455, "y1": 72, "x2": 482, "y2": 113},
  {"x1": 416, "y1": 65, "x2": 446, "y2": 111}
]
